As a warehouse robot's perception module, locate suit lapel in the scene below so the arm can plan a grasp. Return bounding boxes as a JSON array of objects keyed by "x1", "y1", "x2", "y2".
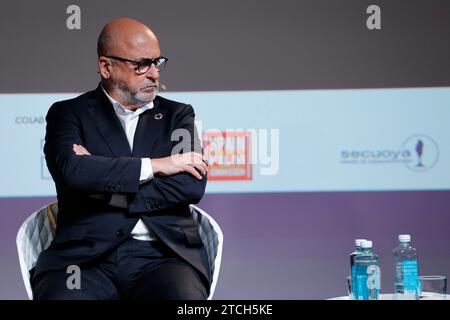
[
  {"x1": 131, "y1": 98, "x2": 161, "y2": 158},
  {"x1": 86, "y1": 85, "x2": 132, "y2": 157}
]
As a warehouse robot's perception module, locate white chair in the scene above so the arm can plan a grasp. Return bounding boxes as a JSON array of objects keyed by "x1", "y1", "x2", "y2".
[
  {"x1": 16, "y1": 202, "x2": 223, "y2": 300},
  {"x1": 190, "y1": 204, "x2": 224, "y2": 300}
]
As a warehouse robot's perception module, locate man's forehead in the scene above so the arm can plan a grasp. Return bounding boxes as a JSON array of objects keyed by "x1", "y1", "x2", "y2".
[
  {"x1": 113, "y1": 36, "x2": 160, "y2": 58},
  {"x1": 129, "y1": 46, "x2": 161, "y2": 60}
]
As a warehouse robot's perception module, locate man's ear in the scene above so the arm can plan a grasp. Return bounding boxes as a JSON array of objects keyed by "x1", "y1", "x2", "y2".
[{"x1": 98, "y1": 57, "x2": 111, "y2": 79}]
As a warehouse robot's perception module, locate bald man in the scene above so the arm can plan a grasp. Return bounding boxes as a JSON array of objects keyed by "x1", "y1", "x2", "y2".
[{"x1": 31, "y1": 18, "x2": 210, "y2": 300}]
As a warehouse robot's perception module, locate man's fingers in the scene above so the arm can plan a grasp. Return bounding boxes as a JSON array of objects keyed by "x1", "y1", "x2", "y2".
[
  {"x1": 199, "y1": 161, "x2": 207, "y2": 173},
  {"x1": 73, "y1": 144, "x2": 82, "y2": 150},
  {"x1": 190, "y1": 163, "x2": 206, "y2": 175},
  {"x1": 78, "y1": 145, "x2": 91, "y2": 155},
  {"x1": 72, "y1": 144, "x2": 91, "y2": 155},
  {"x1": 73, "y1": 144, "x2": 83, "y2": 155},
  {"x1": 184, "y1": 164, "x2": 203, "y2": 180}
]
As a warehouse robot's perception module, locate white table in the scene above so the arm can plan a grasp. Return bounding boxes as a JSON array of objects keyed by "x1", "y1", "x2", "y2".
[{"x1": 329, "y1": 293, "x2": 450, "y2": 300}]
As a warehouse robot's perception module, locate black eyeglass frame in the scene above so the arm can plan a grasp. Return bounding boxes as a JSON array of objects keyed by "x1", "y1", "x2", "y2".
[{"x1": 104, "y1": 55, "x2": 168, "y2": 74}]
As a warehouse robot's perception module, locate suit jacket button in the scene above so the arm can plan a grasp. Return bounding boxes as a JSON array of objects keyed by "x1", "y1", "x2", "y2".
[{"x1": 116, "y1": 229, "x2": 124, "y2": 237}]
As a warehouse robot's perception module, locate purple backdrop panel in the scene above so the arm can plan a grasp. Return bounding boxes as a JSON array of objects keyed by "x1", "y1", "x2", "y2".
[{"x1": 1, "y1": 191, "x2": 449, "y2": 299}]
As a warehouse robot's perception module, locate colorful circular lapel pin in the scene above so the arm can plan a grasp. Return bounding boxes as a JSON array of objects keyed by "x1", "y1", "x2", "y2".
[{"x1": 154, "y1": 113, "x2": 163, "y2": 120}]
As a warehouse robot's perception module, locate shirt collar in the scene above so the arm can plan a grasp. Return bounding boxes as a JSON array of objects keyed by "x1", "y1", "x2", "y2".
[{"x1": 101, "y1": 85, "x2": 154, "y2": 118}]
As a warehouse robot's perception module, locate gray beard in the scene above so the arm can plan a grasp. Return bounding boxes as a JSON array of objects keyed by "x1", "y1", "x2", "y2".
[{"x1": 114, "y1": 80, "x2": 157, "y2": 107}]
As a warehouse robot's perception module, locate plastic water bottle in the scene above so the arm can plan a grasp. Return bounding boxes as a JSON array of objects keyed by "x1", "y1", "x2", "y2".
[
  {"x1": 350, "y1": 239, "x2": 367, "y2": 270},
  {"x1": 354, "y1": 240, "x2": 381, "y2": 300},
  {"x1": 350, "y1": 239, "x2": 366, "y2": 300},
  {"x1": 393, "y1": 234, "x2": 420, "y2": 299}
]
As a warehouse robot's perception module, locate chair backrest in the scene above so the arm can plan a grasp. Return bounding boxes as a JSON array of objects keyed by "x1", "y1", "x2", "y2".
[
  {"x1": 16, "y1": 202, "x2": 223, "y2": 300},
  {"x1": 16, "y1": 202, "x2": 58, "y2": 300},
  {"x1": 190, "y1": 205, "x2": 224, "y2": 300}
]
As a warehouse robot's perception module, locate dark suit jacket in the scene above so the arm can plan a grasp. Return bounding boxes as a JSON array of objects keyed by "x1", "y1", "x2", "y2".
[{"x1": 33, "y1": 85, "x2": 210, "y2": 291}]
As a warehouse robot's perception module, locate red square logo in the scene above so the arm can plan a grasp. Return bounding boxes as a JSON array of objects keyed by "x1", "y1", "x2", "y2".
[{"x1": 203, "y1": 131, "x2": 252, "y2": 181}]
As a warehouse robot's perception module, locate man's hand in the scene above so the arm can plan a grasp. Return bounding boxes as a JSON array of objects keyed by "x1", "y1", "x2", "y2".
[
  {"x1": 73, "y1": 144, "x2": 91, "y2": 156},
  {"x1": 151, "y1": 152, "x2": 208, "y2": 180},
  {"x1": 73, "y1": 144, "x2": 207, "y2": 180},
  {"x1": 73, "y1": 144, "x2": 108, "y2": 200}
]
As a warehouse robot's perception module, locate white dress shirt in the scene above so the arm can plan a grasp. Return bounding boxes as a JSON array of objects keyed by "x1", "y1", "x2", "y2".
[{"x1": 101, "y1": 86, "x2": 158, "y2": 241}]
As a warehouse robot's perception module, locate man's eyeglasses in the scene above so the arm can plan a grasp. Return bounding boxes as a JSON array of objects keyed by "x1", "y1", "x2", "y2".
[{"x1": 105, "y1": 55, "x2": 168, "y2": 74}]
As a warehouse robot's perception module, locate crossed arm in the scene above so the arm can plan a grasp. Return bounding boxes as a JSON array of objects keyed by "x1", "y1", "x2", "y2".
[
  {"x1": 44, "y1": 101, "x2": 208, "y2": 213},
  {"x1": 73, "y1": 143, "x2": 208, "y2": 212},
  {"x1": 72, "y1": 144, "x2": 207, "y2": 180}
]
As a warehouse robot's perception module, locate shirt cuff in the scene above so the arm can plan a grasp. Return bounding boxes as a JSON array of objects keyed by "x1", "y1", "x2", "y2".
[{"x1": 139, "y1": 158, "x2": 154, "y2": 184}]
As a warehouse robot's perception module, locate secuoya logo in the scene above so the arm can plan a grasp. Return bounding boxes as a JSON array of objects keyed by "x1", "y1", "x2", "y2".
[
  {"x1": 340, "y1": 134, "x2": 439, "y2": 172},
  {"x1": 401, "y1": 135, "x2": 439, "y2": 172}
]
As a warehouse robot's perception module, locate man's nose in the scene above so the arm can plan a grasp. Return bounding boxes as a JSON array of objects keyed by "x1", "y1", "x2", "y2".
[{"x1": 146, "y1": 64, "x2": 160, "y2": 80}]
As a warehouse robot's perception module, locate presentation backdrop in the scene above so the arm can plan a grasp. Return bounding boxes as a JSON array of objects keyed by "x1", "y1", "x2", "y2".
[
  {"x1": 1, "y1": 0, "x2": 450, "y2": 299},
  {"x1": 1, "y1": 87, "x2": 449, "y2": 197}
]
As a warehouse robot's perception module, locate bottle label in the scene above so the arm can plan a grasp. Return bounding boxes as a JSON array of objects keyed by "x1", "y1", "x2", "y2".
[
  {"x1": 354, "y1": 264, "x2": 380, "y2": 300},
  {"x1": 351, "y1": 265, "x2": 357, "y2": 299},
  {"x1": 403, "y1": 260, "x2": 419, "y2": 294}
]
